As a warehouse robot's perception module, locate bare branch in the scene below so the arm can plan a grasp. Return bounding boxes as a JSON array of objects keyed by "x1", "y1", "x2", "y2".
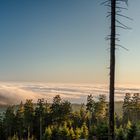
[
  {"x1": 116, "y1": 6, "x2": 128, "y2": 10},
  {"x1": 100, "y1": 0, "x2": 110, "y2": 6},
  {"x1": 116, "y1": 13, "x2": 133, "y2": 21},
  {"x1": 106, "y1": 14, "x2": 111, "y2": 18},
  {"x1": 116, "y1": 34, "x2": 120, "y2": 36},
  {"x1": 116, "y1": 19, "x2": 132, "y2": 30},
  {"x1": 104, "y1": 4, "x2": 111, "y2": 7},
  {"x1": 116, "y1": 25, "x2": 131, "y2": 30},
  {"x1": 116, "y1": 0, "x2": 128, "y2": 5},
  {"x1": 116, "y1": 44, "x2": 129, "y2": 51},
  {"x1": 105, "y1": 37, "x2": 120, "y2": 41}
]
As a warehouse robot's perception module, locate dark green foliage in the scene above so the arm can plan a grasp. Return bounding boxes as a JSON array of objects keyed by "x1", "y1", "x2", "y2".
[
  {"x1": 123, "y1": 93, "x2": 140, "y2": 124},
  {"x1": 0, "y1": 114, "x2": 5, "y2": 139},
  {"x1": 126, "y1": 123, "x2": 137, "y2": 140},
  {"x1": 115, "y1": 113, "x2": 122, "y2": 129},
  {"x1": 51, "y1": 95, "x2": 72, "y2": 124},
  {"x1": 34, "y1": 99, "x2": 46, "y2": 140},
  {"x1": 74, "y1": 127, "x2": 81, "y2": 140},
  {"x1": 24, "y1": 99, "x2": 34, "y2": 139},
  {"x1": 86, "y1": 94, "x2": 108, "y2": 127},
  {"x1": 94, "y1": 95, "x2": 108, "y2": 122},
  {"x1": 10, "y1": 134, "x2": 19, "y2": 140},
  {"x1": 50, "y1": 127, "x2": 58, "y2": 140},
  {"x1": 3, "y1": 106, "x2": 16, "y2": 139},
  {"x1": 115, "y1": 126, "x2": 125, "y2": 140},
  {"x1": 69, "y1": 127, "x2": 75, "y2": 139},
  {"x1": 123, "y1": 93, "x2": 132, "y2": 124},
  {"x1": 80, "y1": 122, "x2": 89, "y2": 139},
  {"x1": 16, "y1": 102, "x2": 24, "y2": 139},
  {"x1": 1, "y1": 93, "x2": 140, "y2": 139},
  {"x1": 42, "y1": 126, "x2": 52, "y2": 140},
  {"x1": 95, "y1": 122, "x2": 108, "y2": 140},
  {"x1": 70, "y1": 111, "x2": 81, "y2": 128},
  {"x1": 86, "y1": 94, "x2": 95, "y2": 113}
]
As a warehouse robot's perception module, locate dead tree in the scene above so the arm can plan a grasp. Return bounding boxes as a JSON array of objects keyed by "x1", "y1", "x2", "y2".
[
  {"x1": 109, "y1": 0, "x2": 116, "y2": 139},
  {"x1": 102, "y1": 0, "x2": 130, "y2": 139}
]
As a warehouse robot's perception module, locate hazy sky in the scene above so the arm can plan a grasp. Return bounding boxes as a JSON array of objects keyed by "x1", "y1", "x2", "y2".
[{"x1": 0, "y1": 0, "x2": 140, "y2": 84}]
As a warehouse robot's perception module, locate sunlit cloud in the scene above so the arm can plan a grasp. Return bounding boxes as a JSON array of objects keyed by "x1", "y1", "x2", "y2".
[{"x1": 0, "y1": 82, "x2": 139, "y2": 105}]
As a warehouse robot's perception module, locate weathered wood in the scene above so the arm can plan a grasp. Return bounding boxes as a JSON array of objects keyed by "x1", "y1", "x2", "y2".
[{"x1": 109, "y1": 0, "x2": 116, "y2": 139}]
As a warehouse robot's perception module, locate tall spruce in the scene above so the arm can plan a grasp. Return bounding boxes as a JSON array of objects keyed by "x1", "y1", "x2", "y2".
[
  {"x1": 35, "y1": 98, "x2": 45, "y2": 140},
  {"x1": 24, "y1": 99, "x2": 34, "y2": 139}
]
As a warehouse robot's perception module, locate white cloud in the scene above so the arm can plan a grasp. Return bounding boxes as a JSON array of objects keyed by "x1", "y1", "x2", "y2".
[{"x1": 0, "y1": 82, "x2": 139, "y2": 105}]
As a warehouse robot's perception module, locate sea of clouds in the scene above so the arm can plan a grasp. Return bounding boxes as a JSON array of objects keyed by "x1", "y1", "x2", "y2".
[{"x1": 0, "y1": 82, "x2": 140, "y2": 105}]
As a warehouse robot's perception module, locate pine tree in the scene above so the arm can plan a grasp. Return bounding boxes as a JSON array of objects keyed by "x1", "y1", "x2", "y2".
[
  {"x1": 16, "y1": 102, "x2": 24, "y2": 139},
  {"x1": 24, "y1": 99, "x2": 34, "y2": 139},
  {"x1": 86, "y1": 94, "x2": 95, "y2": 113},
  {"x1": 69, "y1": 127, "x2": 75, "y2": 139},
  {"x1": 43, "y1": 126, "x2": 52, "y2": 140},
  {"x1": 123, "y1": 93, "x2": 132, "y2": 123},
  {"x1": 10, "y1": 134, "x2": 19, "y2": 140},
  {"x1": 81, "y1": 122, "x2": 89, "y2": 139},
  {"x1": 75, "y1": 127, "x2": 81, "y2": 140},
  {"x1": 126, "y1": 123, "x2": 137, "y2": 140},
  {"x1": 0, "y1": 114, "x2": 5, "y2": 139},
  {"x1": 86, "y1": 94, "x2": 95, "y2": 127},
  {"x1": 61, "y1": 100, "x2": 72, "y2": 121},
  {"x1": 131, "y1": 93, "x2": 140, "y2": 122},
  {"x1": 51, "y1": 95, "x2": 72, "y2": 125},
  {"x1": 115, "y1": 125, "x2": 125, "y2": 140},
  {"x1": 96, "y1": 122, "x2": 108, "y2": 140},
  {"x1": 51, "y1": 95, "x2": 62, "y2": 124},
  {"x1": 3, "y1": 106, "x2": 16, "y2": 139},
  {"x1": 35, "y1": 98, "x2": 45, "y2": 140},
  {"x1": 94, "y1": 95, "x2": 107, "y2": 123}
]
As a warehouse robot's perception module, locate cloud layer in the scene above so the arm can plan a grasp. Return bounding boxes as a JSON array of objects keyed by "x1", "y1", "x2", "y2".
[{"x1": 0, "y1": 82, "x2": 140, "y2": 105}]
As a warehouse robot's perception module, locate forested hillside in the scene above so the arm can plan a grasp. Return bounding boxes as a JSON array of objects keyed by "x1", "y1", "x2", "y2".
[{"x1": 0, "y1": 93, "x2": 140, "y2": 140}]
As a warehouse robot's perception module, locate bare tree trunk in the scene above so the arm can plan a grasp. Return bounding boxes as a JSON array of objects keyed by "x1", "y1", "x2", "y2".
[
  {"x1": 28, "y1": 126, "x2": 30, "y2": 140},
  {"x1": 109, "y1": 0, "x2": 116, "y2": 139},
  {"x1": 40, "y1": 116, "x2": 42, "y2": 140}
]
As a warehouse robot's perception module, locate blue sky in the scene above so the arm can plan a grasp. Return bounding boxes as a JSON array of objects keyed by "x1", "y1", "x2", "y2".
[{"x1": 0, "y1": 0, "x2": 139, "y2": 84}]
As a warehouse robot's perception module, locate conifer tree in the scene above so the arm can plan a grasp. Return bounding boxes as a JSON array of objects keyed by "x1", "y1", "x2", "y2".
[
  {"x1": 115, "y1": 125, "x2": 125, "y2": 140},
  {"x1": 75, "y1": 127, "x2": 81, "y2": 140},
  {"x1": 43, "y1": 126, "x2": 52, "y2": 140},
  {"x1": 24, "y1": 99, "x2": 34, "y2": 139},
  {"x1": 81, "y1": 122, "x2": 89, "y2": 139},
  {"x1": 126, "y1": 123, "x2": 137, "y2": 140},
  {"x1": 35, "y1": 98, "x2": 45, "y2": 140},
  {"x1": 3, "y1": 106, "x2": 15, "y2": 139},
  {"x1": 123, "y1": 93, "x2": 132, "y2": 123}
]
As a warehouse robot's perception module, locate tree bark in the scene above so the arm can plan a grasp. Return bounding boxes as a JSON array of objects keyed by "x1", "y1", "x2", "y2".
[
  {"x1": 40, "y1": 116, "x2": 42, "y2": 140},
  {"x1": 109, "y1": 0, "x2": 116, "y2": 139}
]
